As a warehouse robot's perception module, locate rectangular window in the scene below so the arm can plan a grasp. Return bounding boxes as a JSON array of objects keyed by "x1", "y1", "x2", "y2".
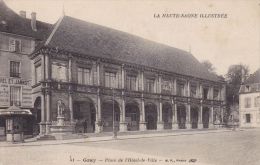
[
  {"x1": 245, "y1": 97, "x2": 251, "y2": 108},
  {"x1": 145, "y1": 78, "x2": 155, "y2": 93},
  {"x1": 213, "y1": 89, "x2": 219, "y2": 100},
  {"x1": 10, "y1": 86, "x2": 21, "y2": 106},
  {"x1": 51, "y1": 62, "x2": 68, "y2": 82},
  {"x1": 126, "y1": 75, "x2": 137, "y2": 91},
  {"x1": 245, "y1": 114, "x2": 251, "y2": 123},
  {"x1": 190, "y1": 84, "x2": 197, "y2": 98},
  {"x1": 105, "y1": 72, "x2": 117, "y2": 88},
  {"x1": 177, "y1": 83, "x2": 185, "y2": 96},
  {"x1": 35, "y1": 65, "x2": 41, "y2": 83},
  {"x1": 77, "y1": 67, "x2": 91, "y2": 85},
  {"x1": 255, "y1": 96, "x2": 260, "y2": 107},
  {"x1": 162, "y1": 80, "x2": 171, "y2": 93},
  {"x1": 9, "y1": 38, "x2": 21, "y2": 52},
  {"x1": 10, "y1": 61, "x2": 21, "y2": 78},
  {"x1": 203, "y1": 88, "x2": 209, "y2": 100}
]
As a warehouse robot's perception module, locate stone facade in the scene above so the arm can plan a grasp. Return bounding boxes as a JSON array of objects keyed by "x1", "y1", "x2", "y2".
[
  {"x1": 30, "y1": 48, "x2": 226, "y2": 135},
  {"x1": 239, "y1": 71, "x2": 260, "y2": 128}
]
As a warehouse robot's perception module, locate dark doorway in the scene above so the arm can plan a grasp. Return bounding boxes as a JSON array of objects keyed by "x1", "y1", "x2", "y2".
[
  {"x1": 162, "y1": 103, "x2": 172, "y2": 129},
  {"x1": 74, "y1": 100, "x2": 96, "y2": 133},
  {"x1": 177, "y1": 104, "x2": 186, "y2": 129},
  {"x1": 125, "y1": 104, "x2": 140, "y2": 131},
  {"x1": 145, "y1": 104, "x2": 157, "y2": 130},
  {"x1": 202, "y1": 107, "x2": 210, "y2": 128},
  {"x1": 101, "y1": 101, "x2": 120, "y2": 132},
  {"x1": 191, "y1": 106, "x2": 199, "y2": 129}
]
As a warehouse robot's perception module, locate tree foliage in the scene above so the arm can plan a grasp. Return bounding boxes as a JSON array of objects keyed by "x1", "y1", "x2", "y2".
[
  {"x1": 201, "y1": 60, "x2": 216, "y2": 74},
  {"x1": 225, "y1": 64, "x2": 249, "y2": 105}
]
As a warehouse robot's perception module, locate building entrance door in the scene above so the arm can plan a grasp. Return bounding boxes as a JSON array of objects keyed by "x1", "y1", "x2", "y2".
[
  {"x1": 177, "y1": 105, "x2": 186, "y2": 129},
  {"x1": 191, "y1": 107, "x2": 199, "y2": 129},
  {"x1": 202, "y1": 107, "x2": 210, "y2": 128},
  {"x1": 145, "y1": 104, "x2": 157, "y2": 130},
  {"x1": 147, "y1": 115, "x2": 156, "y2": 130}
]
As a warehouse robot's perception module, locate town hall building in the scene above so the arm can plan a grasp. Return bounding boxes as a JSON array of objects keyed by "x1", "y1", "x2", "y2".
[{"x1": 0, "y1": 0, "x2": 226, "y2": 138}]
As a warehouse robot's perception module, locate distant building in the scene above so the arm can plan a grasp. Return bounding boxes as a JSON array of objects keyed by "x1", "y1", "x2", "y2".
[
  {"x1": 0, "y1": 0, "x2": 50, "y2": 136},
  {"x1": 239, "y1": 69, "x2": 260, "y2": 127}
]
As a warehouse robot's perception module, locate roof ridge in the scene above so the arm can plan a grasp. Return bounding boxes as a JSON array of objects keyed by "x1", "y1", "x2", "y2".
[{"x1": 44, "y1": 15, "x2": 64, "y2": 46}]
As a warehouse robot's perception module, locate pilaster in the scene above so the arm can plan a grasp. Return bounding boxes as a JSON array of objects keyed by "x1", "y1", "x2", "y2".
[
  {"x1": 139, "y1": 98, "x2": 147, "y2": 131},
  {"x1": 198, "y1": 103, "x2": 203, "y2": 129},
  {"x1": 172, "y1": 99, "x2": 178, "y2": 129},
  {"x1": 157, "y1": 99, "x2": 164, "y2": 130},
  {"x1": 186, "y1": 103, "x2": 192, "y2": 129},
  {"x1": 119, "y1": 97, "x2": 127, "y2": 132}
]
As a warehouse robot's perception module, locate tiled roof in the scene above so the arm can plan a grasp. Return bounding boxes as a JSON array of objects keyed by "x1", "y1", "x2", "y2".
[
  {"x1": 0, "y1": 0, "x2": 52, "y2": 40},
  {"x1": 245, "y1": 69, "x2": 260, "y2": 84},
  {"x1": 44, "y1": 15, "x2": 221, "y2": 82}
]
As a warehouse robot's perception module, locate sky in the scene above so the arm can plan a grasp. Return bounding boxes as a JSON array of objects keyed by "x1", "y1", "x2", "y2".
[{"x1": 4, "y1": 0, "x2": 260, "y2": 75}]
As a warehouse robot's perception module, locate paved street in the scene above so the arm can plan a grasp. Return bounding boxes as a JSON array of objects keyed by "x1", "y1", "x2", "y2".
[
  {"x1": 71, "y1": 129, "x2": 260, "y2": 165},
  {"x1": 0, "y1": 129, "x2": 260, "y2": 165}
]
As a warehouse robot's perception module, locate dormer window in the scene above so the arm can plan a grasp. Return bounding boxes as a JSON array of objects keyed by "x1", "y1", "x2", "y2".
[
  {"x1": 9, "y1": 38, "x2": 21, "y2": 52},
  {"x1": 245, "y1": 85, "x2": 250, "y2": 92}
]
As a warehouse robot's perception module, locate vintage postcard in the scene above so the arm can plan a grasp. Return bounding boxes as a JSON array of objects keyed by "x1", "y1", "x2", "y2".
[{"x1": 0, "y1": 0, "x2": 259, "y2": 165}]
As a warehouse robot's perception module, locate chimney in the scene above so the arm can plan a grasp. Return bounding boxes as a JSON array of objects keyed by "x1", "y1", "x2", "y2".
[
  {"x1": 241, "y1": 68, "x2": 245, "y2": 84},
  {"x1": 31, "y1": 12, "x2": 37, "y2": 31},
  {"x1": 19, "y1": 10, "x2": 26, "y2": 18}
]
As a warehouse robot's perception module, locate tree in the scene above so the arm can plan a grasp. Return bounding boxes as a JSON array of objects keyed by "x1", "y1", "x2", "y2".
[
  {"x1": 224, "y1": 64, "x2": 249, "y2": 124},
  {"x1": 225, "y1": 64, "x2": 249, "y2": 104},
  {"x1": 201, "y1": 60, "x2": 216, "y2": 74}
]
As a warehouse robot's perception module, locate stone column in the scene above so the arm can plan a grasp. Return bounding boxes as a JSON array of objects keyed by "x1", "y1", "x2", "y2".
[
  {"x1": 158, "y1": 74, "x2": 162, "y2": 94},
  {"x1": 221, "y1": 106, "x2": 224, "y2": 123},
  {"x1": 121, "y1": 64, "x2": 125, "y2": 89},
  {"x1": 199, "y1": 84, "x2": 203, "y2": 99},
  {"x1": 95, "y1": 92, "x2": 102, "y2": 133},
  {"x1": 45, "y1": 55, "x2": 50, "y2": 80},
  {"x1": 44, "y1": 54, "x2": 51, "y2": 134},
  {"x1": 119, "y1": 98, "x2": 127, "y2": 132},
  {"x1": 141, "y1": 71, "x2": 144, "y2": 91},
  {"x1": 139, "y1": 98, "x2": 146, "y2": 131},
  {"x1": 31, "y1": 61, "x2": 36, "y2": 85},
  {"x1": 157, "y1": 100, "x2": 164, "y2": 130},
  {"x1": 210, "y1": 86, "x2": 214, "y2": 100},
  {"x1": 97, "y1": 61, "x2": 100, "y2": 86},
  {"x1": 209, "y1": 106, "x2": 214, "y2": 129},
  {"x1": 186, "y1": 103, "x2": 192, "y2": 129},
  {"x1": 173, "y1": 78, "x2": 177, "y2": 95},
  {"x1": 186, "y1": 80, "x2": 190, "y2": 97},
  {"x1": 68, "y1": 57, "x2": 74, "y2": 124},
  {"x1": 172, "y1": 100, "x2": 178, "y2": 129},
  {"x1": 45, "y1": 90, "x2": 51, "y2": 134},
  {"x1": 40, "y1": 93, "x2": 46, "y2": 135},
  {"x1": 198, "y1": 104, "x2": 203, "y2": 129}
]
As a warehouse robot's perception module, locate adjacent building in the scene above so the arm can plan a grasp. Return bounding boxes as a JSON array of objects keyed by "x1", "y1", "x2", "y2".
[
  {"x1": 0, "y1": 0, "x2": 51, "y2": 136},
  {"x1": 239, "y1": 69, "x2": 260, "y2": 127},
  {"x1": 1, "y1": 1, "x2": 226, "y2": 137}
]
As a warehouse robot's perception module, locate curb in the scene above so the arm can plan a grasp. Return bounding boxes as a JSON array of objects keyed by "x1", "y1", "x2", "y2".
[{"x1": 0, "y1": 129, "x2": 240, "y2": 147}]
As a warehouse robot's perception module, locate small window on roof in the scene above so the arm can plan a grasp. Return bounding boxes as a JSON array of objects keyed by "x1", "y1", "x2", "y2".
[{"x1": 245, "y1": 85, "x2": 250, "y2": 92}]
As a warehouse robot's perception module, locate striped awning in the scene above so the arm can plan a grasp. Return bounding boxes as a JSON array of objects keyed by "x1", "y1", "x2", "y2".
[{"x1": 0, "y1": 105, "x2": 32, "y2": 116}]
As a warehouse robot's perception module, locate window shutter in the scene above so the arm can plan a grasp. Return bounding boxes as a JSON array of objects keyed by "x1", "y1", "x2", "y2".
[{"x1": 9, "y1": 38, "x2": 16, "y2": 52}]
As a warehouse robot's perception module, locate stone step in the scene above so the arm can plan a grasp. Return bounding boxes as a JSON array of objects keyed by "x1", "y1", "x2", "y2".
[{"x1": 36, "y1": 135, "x2": 56, "y2": 141}]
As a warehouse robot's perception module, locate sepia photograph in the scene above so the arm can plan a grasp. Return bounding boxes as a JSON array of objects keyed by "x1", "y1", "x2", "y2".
[{"x1": 0, "y1": 0, "x2": 259, "y2": 164}]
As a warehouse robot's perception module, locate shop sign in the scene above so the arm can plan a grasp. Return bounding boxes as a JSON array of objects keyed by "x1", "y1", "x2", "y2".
[{"x1": 0, "y1": 77, "x2": 31, "y2": 86}]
